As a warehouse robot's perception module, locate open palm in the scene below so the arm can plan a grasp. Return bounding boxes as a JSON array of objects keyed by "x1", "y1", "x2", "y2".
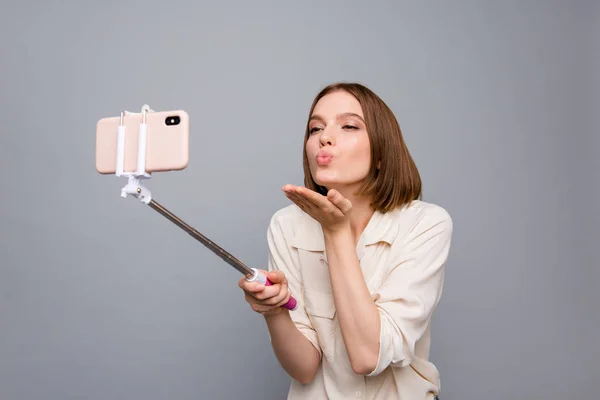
[{"x1": 282, "y1": 184, "x2": 352, "y2": 233}]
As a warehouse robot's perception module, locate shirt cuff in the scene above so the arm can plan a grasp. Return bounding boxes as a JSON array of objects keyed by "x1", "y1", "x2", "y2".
[
  {"x1": 295, "y1": 324, "x2": 322, "y2": 358},
  {"x1": 366, "y1": 309, "x2": 404, "y2": 377}
]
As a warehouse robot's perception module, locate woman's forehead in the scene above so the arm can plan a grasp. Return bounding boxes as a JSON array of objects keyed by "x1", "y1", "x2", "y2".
[{"x1": 313, "y1": 91, "x2": 364, "y2": 117}]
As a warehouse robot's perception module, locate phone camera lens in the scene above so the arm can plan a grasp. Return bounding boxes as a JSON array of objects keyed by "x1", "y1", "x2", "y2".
[{"x1": 166, "y1": 116, "x2": 181, "y2": 126}]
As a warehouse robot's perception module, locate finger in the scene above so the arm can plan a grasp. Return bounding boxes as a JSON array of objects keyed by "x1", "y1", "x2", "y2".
[
  {"x1": 239, "y1": 279, "x2": 265, "y2": 293},
  {"x1": 294, "y1": 186, "x2": 331, "y2": 209},
  {"x1": 282, "y1": 184, "x2": 304, "y2": 200},
  {"x1": 294, "y1": 189, "x2": 341, "y2": 217},
  {"x1": 252, "y1": 284, "x2": 280, "y2": 300},
  {"x1": 286, "y1": 191, "x2": 314, "y2": 211},
  {"x1": 292, "y1": 191, "x2": 334, "y2": 216},
  {"x1": 246, "y1": 292, "x2": 279, "y2": 307},
  {"x1": 286, "y1": 196, "x2": 308, "y2": 212},
  {"x1": 274, "y1": 290, "x2": 292, "y2": 307},
  {"x1": 283, "y1": 185, "x2": 319, "y2": 210},
  {"x1": 284, "y1": 190, "x2": 314, "y2": 212},
  {"x1": 247, "y1": 293, "x2": 287, "y2": 312},
  {"x1": 261, "y1": 284, "x2": 289, "y2": 306},
  {"x1": 282, "y1": 184, "x2": 296, "y2": 193},
  {"x1": 246, "y1": 293, "x2": 274, "y2": 308},
  {"x1": 327, "y1": 189, "x2": 352, "y2": 214},
  {"x1": 267, "y1": 270, "x2": 286, "y2": 284}
]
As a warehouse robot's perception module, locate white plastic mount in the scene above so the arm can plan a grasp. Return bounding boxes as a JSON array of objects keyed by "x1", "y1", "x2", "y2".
[
  {"x1": 245, "y1": 268, "x2": 266, "y2": 284},
  {"x1": 116, "y1": 104, "x2": 154, "y2": 204}
]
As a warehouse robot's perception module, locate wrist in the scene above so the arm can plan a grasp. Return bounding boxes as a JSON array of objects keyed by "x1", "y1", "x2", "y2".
[
  {"x1": 263, "y1": 308, "x2": 289, "y2": 322},
  {"x1": 323, "y1": 222, "x2": 352, "y2": 240}
]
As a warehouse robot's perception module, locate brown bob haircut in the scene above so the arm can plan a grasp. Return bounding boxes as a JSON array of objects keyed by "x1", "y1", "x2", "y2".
[{"x1": 302, "y1": 82, "x2": 422, "y2": 213}]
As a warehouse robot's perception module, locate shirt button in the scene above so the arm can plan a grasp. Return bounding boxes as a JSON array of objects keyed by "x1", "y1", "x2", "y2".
[{"x1": 356, "y1": 391, "x2": 362, "y2": 397}]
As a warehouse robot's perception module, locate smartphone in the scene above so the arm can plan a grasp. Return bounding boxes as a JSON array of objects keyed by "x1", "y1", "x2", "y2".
[{"x1": 95, "y1": 109, "x2": 189, "y2": 174}]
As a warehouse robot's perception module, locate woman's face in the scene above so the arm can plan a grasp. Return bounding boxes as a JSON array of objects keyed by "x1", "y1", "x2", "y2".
[{"x1": 305, "y1": 90, "x2": 372, "y2": 193}]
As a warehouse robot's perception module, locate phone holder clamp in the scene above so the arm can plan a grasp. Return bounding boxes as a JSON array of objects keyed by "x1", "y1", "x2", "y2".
[{"x1": 115, "y1": 104, "x2": 154, "y2": 204}]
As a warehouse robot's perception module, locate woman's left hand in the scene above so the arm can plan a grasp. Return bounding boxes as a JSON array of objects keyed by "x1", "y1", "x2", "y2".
[{"x1": 282, "y1": 184, "x2": 352, "y2": 234}]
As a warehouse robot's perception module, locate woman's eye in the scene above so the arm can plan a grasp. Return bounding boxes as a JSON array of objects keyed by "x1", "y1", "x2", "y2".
[
  {"x1": 343, "y1": 125, "x2": 358, "y2": 130},
  {"x1": 310, "y1": 127, "x2": 321, "y2": 134}
]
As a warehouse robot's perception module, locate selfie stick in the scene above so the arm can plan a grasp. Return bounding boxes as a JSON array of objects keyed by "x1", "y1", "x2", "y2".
[{"x1": 114, "y1": 105, "x2": 297, "y2": 311}]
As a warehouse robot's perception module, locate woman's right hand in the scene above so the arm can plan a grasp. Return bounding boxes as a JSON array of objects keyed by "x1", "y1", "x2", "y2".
[{"x1": 238, "y1": 269, "x2": 292, "y2": 317}]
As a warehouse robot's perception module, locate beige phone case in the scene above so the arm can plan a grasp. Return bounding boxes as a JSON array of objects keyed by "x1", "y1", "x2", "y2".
[{"x1": 95, "y1": 109, "x2": 189, "y2": 174}]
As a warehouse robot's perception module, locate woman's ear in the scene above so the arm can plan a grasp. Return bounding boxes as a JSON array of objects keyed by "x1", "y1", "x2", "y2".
[{"x1": 377, "y1": 160, "x2": 381, "y2": 170}]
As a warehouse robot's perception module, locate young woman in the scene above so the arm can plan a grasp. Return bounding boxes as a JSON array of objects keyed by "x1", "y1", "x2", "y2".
[{"x1": 239, "y1": 82, "x2": 452, "y2": 400}]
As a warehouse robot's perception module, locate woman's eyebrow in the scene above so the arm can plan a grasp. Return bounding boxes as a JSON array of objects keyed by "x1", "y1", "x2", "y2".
[
  {"x1": 337, "y1": 112, "x2": 365, "y2": 123},
  {"x1": 309, "y1": 113, "x2": 365, "y2": 123}
]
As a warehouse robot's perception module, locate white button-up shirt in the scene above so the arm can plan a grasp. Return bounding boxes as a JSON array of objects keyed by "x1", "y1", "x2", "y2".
[{"x1": 266, "y1": 199, "x2": 453, "y2": 400}]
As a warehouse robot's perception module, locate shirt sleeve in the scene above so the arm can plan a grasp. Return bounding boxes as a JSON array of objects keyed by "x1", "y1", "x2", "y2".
[
  {"x1": 366, "y1": 208, "x2": 453, "y2": 377},
  {"x1": 266, "y1": 213, "x2": 322, "y2": 359}
]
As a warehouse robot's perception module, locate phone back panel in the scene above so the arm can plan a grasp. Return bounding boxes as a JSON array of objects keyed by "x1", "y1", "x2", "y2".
[{"x1": 95, "y1": 110, "x2": 189, "y2": 174}]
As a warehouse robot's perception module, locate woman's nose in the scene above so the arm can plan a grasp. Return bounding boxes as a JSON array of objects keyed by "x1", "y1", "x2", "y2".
[{"x1": 319, "y1": 131, "x2": 335, "y2": 147}]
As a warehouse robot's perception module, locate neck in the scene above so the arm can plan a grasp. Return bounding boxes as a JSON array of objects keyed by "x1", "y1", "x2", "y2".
[{"x1": 331, "y1": 186, "x2": 375, "y2": 243}]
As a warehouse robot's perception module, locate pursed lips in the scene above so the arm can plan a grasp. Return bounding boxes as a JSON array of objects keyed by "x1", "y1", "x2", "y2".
[{"x1": 316, "y1": 150, "x2": 334, "y2": 166}]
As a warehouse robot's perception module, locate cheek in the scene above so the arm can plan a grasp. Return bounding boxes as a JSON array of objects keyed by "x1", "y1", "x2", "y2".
[
  {"x1": 358, "y1": 143, "x2": 370, "y2": 161},
  {"x1": 305, "y1": 142, "x2": 315, "y2": 158},
  {"x1": 305, "y1": 140, "x2": 316, "y2": 156},
  {"x1": 348, "y1": 136, "x2": 371, "y2": 166},
  {"x1": 305, "y1": 140, "x2": 318, "y2": 168}
]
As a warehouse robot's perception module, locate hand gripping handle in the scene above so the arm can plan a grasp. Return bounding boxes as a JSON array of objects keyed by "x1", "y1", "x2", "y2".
[{"x1": 246, "y1": 268, "x2": 298, "y2": 311}]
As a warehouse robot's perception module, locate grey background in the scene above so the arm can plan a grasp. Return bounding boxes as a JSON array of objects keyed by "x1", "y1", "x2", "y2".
[{"x1": 1, "y1": 1, "x2": 597, "y2": 399}]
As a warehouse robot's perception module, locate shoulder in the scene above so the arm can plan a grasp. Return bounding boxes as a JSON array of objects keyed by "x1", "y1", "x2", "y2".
[
  {"x1": 269, "y1": 203, "x2": 305, "y2": 224},
  {"x1": 267, "y1": 204, "x2": 324, "y2": 252},
  {"x1": 386, "y1": 200, "x2": 453, "y2": 246},
  {"x1": 267, "y1": 204, "x2": 313, "y2": 238},
  {"x1": 404, "y1": 199, "x2": 452, "y2": 226},
  {"x1": 268, "y1": 204, "x2": 305, "y2": 231}
]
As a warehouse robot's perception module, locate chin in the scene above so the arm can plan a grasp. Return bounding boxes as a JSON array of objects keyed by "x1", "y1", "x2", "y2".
[
  {"x1": 312, "y1": 170, "x2": 366, "y2": 193},
  {"x1": 313, "y1": 170, "x2": 340, "y2": 187},
  {"x1": 314, "y1": 179, "x2": 352, "y2": 194}
]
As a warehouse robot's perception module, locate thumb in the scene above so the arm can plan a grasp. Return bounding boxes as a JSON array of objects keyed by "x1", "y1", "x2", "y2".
[
  {"x1": 267, "y1": 270, "x2": 286, "y2": 284},
  {"x1": 327, "y1": 189, "x2": 352, "y2": 214}
]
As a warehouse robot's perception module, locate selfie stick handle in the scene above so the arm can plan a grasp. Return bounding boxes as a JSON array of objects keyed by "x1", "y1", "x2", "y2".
[{"x1": 114, "y1": 105, "x2": 298, "y2": 312}]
